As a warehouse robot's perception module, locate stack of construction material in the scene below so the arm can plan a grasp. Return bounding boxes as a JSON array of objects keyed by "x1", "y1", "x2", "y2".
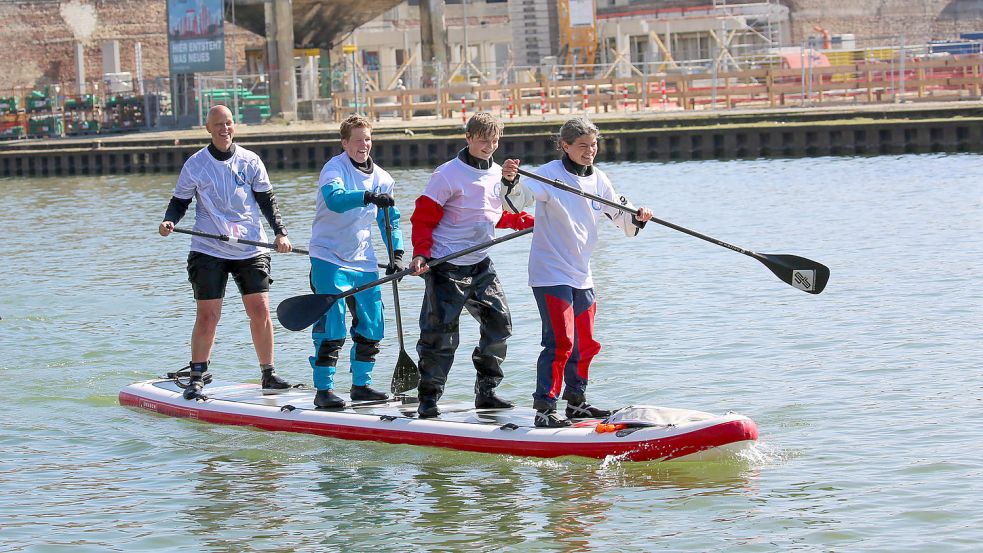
[
  {"x1": 104, "y1": 95, "x2": 144, "y2": 131},
  {"x1": 199, "y1": 87, "x2": 271, "y2": 123},
  {"x1": 27, "y1": 115, "x2": 62, "y2": 137},
  {"x1": 0, "y1": 96, "x2": 24, "y2": 139},
  {"x1": 64, "y1": 95, "x2": 100, "y2": 135}
]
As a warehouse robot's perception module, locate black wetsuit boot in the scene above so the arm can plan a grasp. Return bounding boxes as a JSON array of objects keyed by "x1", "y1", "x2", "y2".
[
  {"x1": 183, "y1": 361, "x2": 208, "y2": 400},
  {"x1": 351, "y1": 385, "x2": 389, "y2": 401},
  {"x1": 475, "y1": 391, "x2": 514, "y2": 409},
  {"x1": 417, "y1": 398, "x2": 440, "y2": 418},
  {"x1": 312, "y1": 339, "x2": 346, "y2": 409},
  {"x1": 563, "y1": 392, "x2": 611, "y2": 419},
  {"x1": 261, "y1": 365, "x2": 292, "y2": 394},
  {"x1": 314, "y1": 389, "x2": 346, "y2": 409}
]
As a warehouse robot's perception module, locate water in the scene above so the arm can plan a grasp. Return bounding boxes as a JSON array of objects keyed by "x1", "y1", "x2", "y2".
[{"x1": 1, "y1": 154, "x2": 981, "y2": 552}]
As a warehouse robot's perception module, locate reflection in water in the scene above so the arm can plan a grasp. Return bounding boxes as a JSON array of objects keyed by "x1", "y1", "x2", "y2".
[
  {"x1": 285, "y1": 449, "x2": 766, "y2": 551},
  {"x1": 188, "y1": 455, "x2": 295, "y2": 549}
]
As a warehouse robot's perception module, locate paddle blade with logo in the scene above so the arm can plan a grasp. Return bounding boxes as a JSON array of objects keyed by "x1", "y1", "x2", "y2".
[{"x1": 757, "y1": 253, "x2": 830, "y2": 294}]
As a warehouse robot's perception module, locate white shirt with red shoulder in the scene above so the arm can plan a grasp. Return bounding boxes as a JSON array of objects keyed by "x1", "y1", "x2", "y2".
[{"x1": 418, "y1": 157, "x2": 506, "y2": 265}]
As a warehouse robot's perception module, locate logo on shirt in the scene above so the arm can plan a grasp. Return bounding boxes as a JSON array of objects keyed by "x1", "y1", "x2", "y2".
[
  {"x1": 232, "y1": 169, "x2": 249, "y2": 187},
  {"x1": 590, "y1": 200, "x2": 602, "y2": 211}
]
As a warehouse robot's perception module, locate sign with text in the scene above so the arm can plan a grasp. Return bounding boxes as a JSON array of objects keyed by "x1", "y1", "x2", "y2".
[
  {"x1": 568, "y1": 0, "x2": 594, "y2": 27},
  {"x1": 167, "y1": 0, "x2": 225, "y2": 74}
]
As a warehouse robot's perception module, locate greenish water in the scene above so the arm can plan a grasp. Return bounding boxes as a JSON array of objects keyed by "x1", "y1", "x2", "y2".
[{"x1": 1, "y1": 154, "x2": 981, "y2": 551}]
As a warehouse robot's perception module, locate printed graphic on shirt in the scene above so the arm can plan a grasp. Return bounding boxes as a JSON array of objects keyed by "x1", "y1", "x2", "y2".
[{"x1": 171, "y1": 145, "x2": 272, "y2": 260}]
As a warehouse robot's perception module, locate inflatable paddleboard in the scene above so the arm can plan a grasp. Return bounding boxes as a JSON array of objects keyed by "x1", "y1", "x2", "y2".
[{"x1": 119, "y1": 378, "x2": 758, "y2": 462}]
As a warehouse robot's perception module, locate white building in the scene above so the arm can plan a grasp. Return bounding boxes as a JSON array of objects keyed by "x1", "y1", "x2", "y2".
[
  {"x1": 342, "y1": 0, "x2": 514, "y2": 90},
  {"x1": 336, "y1": 0, "x2": 790, "y2": 92}
]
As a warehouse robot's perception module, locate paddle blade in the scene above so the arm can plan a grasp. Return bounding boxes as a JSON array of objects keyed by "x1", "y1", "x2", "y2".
[
  {"x1": 390, "y1": 350, "x2": 420, "y2": 395},
  {"x1": 276, "y1": 293, "x2": 338, "y2": 331},
  {"x1": 758, "y1": 253, "x2": 830, "y2": 294}
]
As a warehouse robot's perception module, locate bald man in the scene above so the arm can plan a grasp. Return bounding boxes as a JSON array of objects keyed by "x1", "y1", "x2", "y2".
[{"x1": 159, "y1": 105, "x2": 296, "y2": 400}]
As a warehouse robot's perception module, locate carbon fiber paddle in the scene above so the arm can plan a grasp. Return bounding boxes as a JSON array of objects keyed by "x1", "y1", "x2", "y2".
[
  {"x1": 516, "y1": 168, "x2": 830, "y2": 294},
  {"x1": 171, "y1": 227, "x2": 309, "y2": 255},
  {"x1": 381, "y1": 209, "x2": 420, "y2": 395},
  {"x1": 276, "y1": 227, "x2": 534, "y2": 332}
]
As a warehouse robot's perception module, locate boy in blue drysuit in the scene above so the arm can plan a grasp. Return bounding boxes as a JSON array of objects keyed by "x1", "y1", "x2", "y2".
[{"x1": 308, "y1": 115, "x2": 404, "y2": 409}]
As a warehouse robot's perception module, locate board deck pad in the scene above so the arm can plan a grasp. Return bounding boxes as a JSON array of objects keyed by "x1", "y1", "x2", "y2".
[
  {"x1": 152, "y1": 379, "x2": 571, "y2": 428},
  {"x1": 122, "y1": 378, "x2": 759, "y2": 462}
]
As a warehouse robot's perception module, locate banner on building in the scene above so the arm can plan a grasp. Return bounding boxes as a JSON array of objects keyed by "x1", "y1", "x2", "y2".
[
  {"x1": 568, "y1": 0, "x2": 594, "y2": 27},
  {"x1": 167, "y1": 0, "x2": 225, "y2": 73}
]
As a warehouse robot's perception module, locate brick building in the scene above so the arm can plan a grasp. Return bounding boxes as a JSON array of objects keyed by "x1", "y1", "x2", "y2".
[{"x1": 0, "y1": 0, "x2": 262, "y2": 93}]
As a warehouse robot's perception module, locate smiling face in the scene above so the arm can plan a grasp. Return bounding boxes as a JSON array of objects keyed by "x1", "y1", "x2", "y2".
[
  {"x1": 205, "y1": 106, "x2": 235, "y2": 152},
  {"x1": 342, "y1": 126, "x2": 372, "y2": 163},
  {"x1": 561, "y1": 133, "x2": 598, "y2": 166},
  {"x1": 465, "y1": 131, "x2": 500, "y2": 160}
]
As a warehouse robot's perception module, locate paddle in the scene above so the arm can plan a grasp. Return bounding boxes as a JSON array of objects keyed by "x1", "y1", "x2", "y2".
[
  {"x1": 382, "y1": 209, "x2": 420, "y2": 395},
  {"x1": 171, "y1": 227, "x2": 309, "y2": 255},
  {"x1": 277, "y1": 227, "x2": 534, "y2": 331},
  {"x1": 515, "y1": 167, "x2": 829, "y2": 294}
]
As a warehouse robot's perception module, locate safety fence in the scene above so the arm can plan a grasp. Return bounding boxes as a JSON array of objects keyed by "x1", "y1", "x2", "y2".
[
  {"x1": 325, "y1": 54, "x2": 983, "y2": 123},
  {"x1": 3, "y1": 43, "x2": 983, "y2": 138}
]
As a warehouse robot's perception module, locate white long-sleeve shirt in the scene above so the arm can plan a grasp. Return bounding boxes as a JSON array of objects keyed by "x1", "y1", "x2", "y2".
[{"x1": 504, "y1": 160, "x2": 642, "y2": 288}]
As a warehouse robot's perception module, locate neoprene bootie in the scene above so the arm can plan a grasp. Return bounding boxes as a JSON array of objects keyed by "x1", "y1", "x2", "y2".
[
  {"x1": 314, "y1": 389, "x2": 346, "y2": 409},
  {"x1": 475, "y1": 392, "x2": 514, "y2": 409},
  {"x1": 261, "y1": 367, "x2": 292, "y2": 394},
  {"x1": 350, "y1": 385, "x2": 388, "y2": 401}
]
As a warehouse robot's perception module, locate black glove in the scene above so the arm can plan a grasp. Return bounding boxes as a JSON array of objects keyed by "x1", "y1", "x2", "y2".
[
  {"x1": 386, "y1": 250, "x2": 406, "y2": 275},
  {"x1": 364, "y1": 191, "x2": 395, "y2": 208}
]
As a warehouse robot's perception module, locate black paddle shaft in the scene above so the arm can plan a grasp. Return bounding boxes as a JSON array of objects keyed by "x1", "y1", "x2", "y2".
[
  {"x1": 515, "y1": 168, "x2": 829, "y2": 294},
  {"x1": 171, "y1": 227, "x2": 309, "y2": 255},
  {"x1": 321, "y1": 226, "x2": 532, "y2": 304},
  {"x1": 382, "y1": 210, "x2": 406, "y2": 348},
  {"x1": 277, "y1": 227, "x2": 535, "y2": 331},
  {"x1": 516, "y1": 167, "x2": 739, "y2": 252},
  {"x1": 383, "y1": 209, "x2": 421, "y2": 395}
]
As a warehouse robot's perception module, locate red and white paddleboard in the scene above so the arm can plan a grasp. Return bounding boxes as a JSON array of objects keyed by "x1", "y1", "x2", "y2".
[{"x1": 119, "y1": 379, "x2": 758, "y2": 462}]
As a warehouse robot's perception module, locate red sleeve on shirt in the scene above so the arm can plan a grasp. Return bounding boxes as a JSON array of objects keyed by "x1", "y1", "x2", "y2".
[
  {"x1": 410, "y1": 195, "x2": 445, "y2": 258},
  {"x1": 496, "y1": 211, "x2": 535, "y2": 230}
]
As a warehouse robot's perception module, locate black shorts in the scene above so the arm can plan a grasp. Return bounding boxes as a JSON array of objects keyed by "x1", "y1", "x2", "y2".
[{"x1": 187, "y1": 251, "x2": 273, "y2": 301}]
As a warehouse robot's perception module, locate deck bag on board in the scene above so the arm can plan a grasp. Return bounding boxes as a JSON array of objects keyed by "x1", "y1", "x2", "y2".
[{"x1": 602, "y1": 405, "x2": 722, "y2": 427}]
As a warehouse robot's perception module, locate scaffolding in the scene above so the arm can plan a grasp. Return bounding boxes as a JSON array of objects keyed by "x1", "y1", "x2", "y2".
[{"x1": 708, "y1": 0, "x2": 789, "y2": 71}]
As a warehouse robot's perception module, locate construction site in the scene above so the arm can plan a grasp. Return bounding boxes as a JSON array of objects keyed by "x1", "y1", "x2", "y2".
[
  {"x1": 1, "y1": 0, "x2": 982, "y2": 132},
  {"x1": 2, "y1": 0, "x2": 983, "y2": 176}
]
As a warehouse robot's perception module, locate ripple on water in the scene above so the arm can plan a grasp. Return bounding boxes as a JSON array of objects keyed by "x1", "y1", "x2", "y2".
[{"x1": 2, "y1": 155, "x2": 983, "y2": 550}]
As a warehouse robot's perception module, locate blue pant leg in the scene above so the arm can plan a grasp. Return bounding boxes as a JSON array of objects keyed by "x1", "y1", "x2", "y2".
[
  {"x1": 310, "y1": 259, "x2": 353, "y2": 391},
  {"x1": 347, "y1": 271, "x2": 385, "y2": 387}
]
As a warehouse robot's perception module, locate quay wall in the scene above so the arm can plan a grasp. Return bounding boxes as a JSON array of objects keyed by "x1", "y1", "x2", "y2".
[{"x1": 2, "y1": 107, "x2": 983, "y2": 178}]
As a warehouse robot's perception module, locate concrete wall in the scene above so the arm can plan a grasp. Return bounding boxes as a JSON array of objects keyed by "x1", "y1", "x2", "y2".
[
  {"x1": 784, "y1": 0, "x2": 983, "y2": 45},
  {"x1": 4, "y1": 107, "x2": 983, "y2": 177}
]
